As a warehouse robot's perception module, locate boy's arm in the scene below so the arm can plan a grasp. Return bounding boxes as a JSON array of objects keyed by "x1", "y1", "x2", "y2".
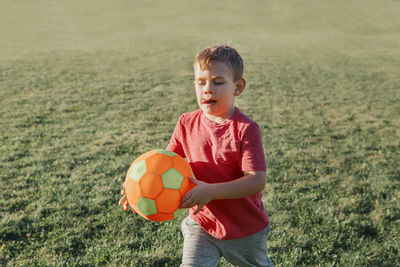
[{"x1": 180, "y1": 171, "x2": 266, "y2": 215}]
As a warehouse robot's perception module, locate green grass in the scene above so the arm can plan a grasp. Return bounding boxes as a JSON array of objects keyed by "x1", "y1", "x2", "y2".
[{"x1": 1, "y1": 0, "x2": 400, "y2": 266}]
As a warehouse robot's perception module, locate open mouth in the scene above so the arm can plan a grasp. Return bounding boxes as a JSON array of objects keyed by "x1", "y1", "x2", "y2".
[{"x1": 202, "y1": 99, "x2": 217, "y2": 105}]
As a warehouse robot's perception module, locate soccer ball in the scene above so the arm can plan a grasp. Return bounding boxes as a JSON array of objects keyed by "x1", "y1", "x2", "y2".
[{"x1": 124, "y1": 149, "x2": 195, "y2": 221}]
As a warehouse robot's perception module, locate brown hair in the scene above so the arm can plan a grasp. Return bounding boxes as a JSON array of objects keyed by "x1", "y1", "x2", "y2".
[{"x1": 194, "y1": 44, "x2": 244, "y2": 81}]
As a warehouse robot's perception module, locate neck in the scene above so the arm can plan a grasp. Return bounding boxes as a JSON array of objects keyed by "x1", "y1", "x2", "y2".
[{"x1": 204, "y1": 107, "x2": 236, "y2": 123}]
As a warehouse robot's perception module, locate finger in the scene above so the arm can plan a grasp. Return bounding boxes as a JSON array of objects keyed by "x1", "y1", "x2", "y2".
[
  {"x1": 180, "y1": 198, "x2": 193, "y2": 209},
  {"x1": 119, "y1": 195, "x2": 126, "y2": 206},
  {"x1": 188, "y1": 176, "x2": 198, "y2": 184},
  {"x1": 188, "y1": 177, "x2": 198, "y2": 189},
  {"x1": 121, "y1": 185, "x2": 127, "y2": 196},
  {"x1": 193, "y1": 204, "x2": 204, "y2": 215},
  {"x1": 180, "y1": 194, "x2": 196, "y2": 209},
  {"x1": 123, "y1": 201, "x2": 130, "y2": 211},
  {"x1": 181, "y1": 191, "x2": 191, "y2": 203},
  {"x1": 119, "y1": 195, "x2": 127, "y2": 206}
]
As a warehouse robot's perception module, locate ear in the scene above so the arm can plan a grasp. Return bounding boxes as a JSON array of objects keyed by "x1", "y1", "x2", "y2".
[{"x1": 234, "y1": 78, "x2": 246, "y2": 96}]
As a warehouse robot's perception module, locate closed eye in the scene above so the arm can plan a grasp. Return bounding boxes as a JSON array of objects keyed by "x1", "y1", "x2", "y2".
[
  {"x1": 195, "y1": 80, "x2": 206, "y2": 86},
  {"x1": 213, "y1": 80, "x2": 225, "y2": 85},
  {"x1": 194, "y1": 79, "x2": 225, "y2": 86}
]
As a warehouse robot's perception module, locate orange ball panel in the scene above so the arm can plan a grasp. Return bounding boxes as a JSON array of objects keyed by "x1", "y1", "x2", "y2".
[
  {"x1": 132, "y1": 150, "x2": 157, "y2": 165},
  {"x1": 179, "y1": 176, "x2": 190, "y2": 197},
  {"x1": 124, "y1": 178, "x2": 140, "y2": 206},
  {"x1": 171, "y1": 156, "x2": 191, "y2": 178},
  {"x1": 137, "y1": 173, "x2": 163, "y2": 199},
  {"x1": 156, "y1": 188, "x2": 181, "y2": 213},
  {"x1": 145, "y1": 153, "x2": 173, "y2": 174},
  {"x1": 146, "y1": 212, "x2": 174, "y2": 221}
]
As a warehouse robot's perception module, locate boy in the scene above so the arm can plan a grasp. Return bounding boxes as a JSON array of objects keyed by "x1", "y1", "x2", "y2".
[{"x1": 120, "y1": 44, "x2": 272, "y2": 267}]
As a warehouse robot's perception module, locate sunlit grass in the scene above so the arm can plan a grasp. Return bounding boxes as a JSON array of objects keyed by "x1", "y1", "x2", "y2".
[{"x1": 1, "y1": 0, "x2": 399, "y2": 266}]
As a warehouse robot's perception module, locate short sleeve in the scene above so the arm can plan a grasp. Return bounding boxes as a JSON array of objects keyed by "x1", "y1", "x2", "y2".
[
  {"x1": 241, "y1": 123, "x2": 266, "y2": 172},
  {"x1": 166, "y1": 115, "x2": 186, "y2": 158}
]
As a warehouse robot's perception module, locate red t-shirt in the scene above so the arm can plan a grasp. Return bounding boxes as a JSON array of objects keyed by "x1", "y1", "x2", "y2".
[{"x1": 167, "y1": 108, "x2": 269, "y2": 240}]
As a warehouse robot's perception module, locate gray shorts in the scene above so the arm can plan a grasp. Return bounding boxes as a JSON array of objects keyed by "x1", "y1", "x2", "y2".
[{"x1": 181, "y1": 217, "x2": 273, "y2": 267}]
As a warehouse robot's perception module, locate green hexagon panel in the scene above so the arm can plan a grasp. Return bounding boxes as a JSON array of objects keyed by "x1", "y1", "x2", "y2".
[
  {"x1": 136, "y1": 197, "x2": 157, "y2": 215},
  {"x1": 161, "y1": 168, "x2": 184, "y2": 189},
  {"x1": 156, "y1": 149, "x2": 177, "y2": 157},
  {"x1": 129, "y1": 160, "x2": 146, "y2": 181}
]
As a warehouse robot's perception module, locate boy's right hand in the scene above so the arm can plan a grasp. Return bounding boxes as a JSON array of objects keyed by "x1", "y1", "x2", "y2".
[
  {"x1": 180, "y1": 177, "x2": 214, "y2": 215},
  {"x1": 118, "y1": 184, "x2": 130, "y2": 211}
]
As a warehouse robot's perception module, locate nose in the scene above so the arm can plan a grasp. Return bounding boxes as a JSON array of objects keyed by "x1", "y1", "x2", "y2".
[{"x1": 202, "y1": 81, "x2": 214, "y2": 94}]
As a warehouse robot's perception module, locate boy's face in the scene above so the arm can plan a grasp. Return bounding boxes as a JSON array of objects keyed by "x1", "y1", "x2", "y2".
[{"x1": 194, "y1": 61, "x2": 245, "y2": 123}]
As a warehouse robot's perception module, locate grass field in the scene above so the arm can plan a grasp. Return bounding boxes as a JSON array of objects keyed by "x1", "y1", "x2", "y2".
[{"x1": 1, "y1": 0, "x2": 400, "y2": 266}]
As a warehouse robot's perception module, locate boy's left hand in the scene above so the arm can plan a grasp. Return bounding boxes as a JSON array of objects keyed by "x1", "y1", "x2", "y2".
[
  {"x1": 180, "y1": 177, "x2": 214, "y2": 215},
  {"x1": 119, "y1": 186, "x2": 130, "y2": 211}
]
